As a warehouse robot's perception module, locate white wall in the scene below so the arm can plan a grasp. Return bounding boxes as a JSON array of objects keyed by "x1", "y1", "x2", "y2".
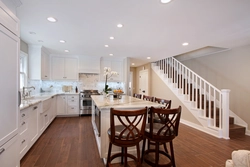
[{"x1": 179, "y1": 44, "x2": 250, "y2": 132}]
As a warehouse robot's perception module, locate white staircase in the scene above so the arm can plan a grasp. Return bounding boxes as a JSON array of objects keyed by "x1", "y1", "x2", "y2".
[{"x1": 152, "y1": 57, "x2": 235, "y2": 139}]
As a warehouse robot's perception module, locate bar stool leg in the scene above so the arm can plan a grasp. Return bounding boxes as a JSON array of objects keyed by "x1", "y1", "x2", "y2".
[
  {"x1": 141, "y1": 138, "x2": 146, "y2": 163},
  {"x1": 155, "y1": 142, "x2": 160, "y2": 167},
  {"x1": 124, "y1": 147, "x2": 128, "y2": 167},
  {"x1": 106, "y1": 142, "x2": 112, "y2": 167},
  {"x1": 170, "y1": 141, "x2": 176, "y2": 167},
  {"x1": 136, "y1": 143, "x2": 141, "y2": 166}
]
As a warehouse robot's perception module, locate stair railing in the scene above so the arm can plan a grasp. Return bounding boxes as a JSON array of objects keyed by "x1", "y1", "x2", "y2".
[{"x1": 155, "y1": 57, "x2": 230, "y2": 139}]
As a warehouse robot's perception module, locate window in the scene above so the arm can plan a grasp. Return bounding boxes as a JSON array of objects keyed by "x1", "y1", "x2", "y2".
[{"x1": 20, "y1": 51, "x2": 28, "y2": 89}]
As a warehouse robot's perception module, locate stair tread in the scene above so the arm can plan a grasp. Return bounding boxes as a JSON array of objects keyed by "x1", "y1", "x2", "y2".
[{"x1": 229, "y1": 124, "x2": 245, "y2": 130}]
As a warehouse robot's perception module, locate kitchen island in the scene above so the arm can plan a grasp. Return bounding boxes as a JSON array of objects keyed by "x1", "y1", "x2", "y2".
[{"x1": 91, "y1": 95, "x2": 162, "y2": 163}]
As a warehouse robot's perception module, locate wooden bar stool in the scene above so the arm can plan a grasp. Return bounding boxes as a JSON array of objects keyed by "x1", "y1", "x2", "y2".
[
  {"x1": 106, "y1": 107, "x2": 148, "y2": 167},
  {"x1": 133, "y1": 93, "x2": 142, "y2": 99},
  {"x1": 154, "y1": 98, "x2": 171, "y2": 109},
  {"x1": 142, "y1": 95, "x2": 154, "y2": 102},
  {"x1": 141, "y1": 106, "x2": 182, "y2": 167}
]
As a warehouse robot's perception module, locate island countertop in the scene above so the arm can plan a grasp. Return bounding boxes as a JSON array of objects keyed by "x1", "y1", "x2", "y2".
[{"x1": 91, "y1": 95, "x2": 162, "y2": 110}]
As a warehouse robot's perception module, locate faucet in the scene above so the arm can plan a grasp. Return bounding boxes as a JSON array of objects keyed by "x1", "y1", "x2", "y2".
[{"x1": 22, "y1": 86, "x2": 35, "y2": 99}]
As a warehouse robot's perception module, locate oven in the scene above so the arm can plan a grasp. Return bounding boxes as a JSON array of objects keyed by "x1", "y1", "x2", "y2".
[{"x1": 79, "y1": 90, "x2": 100, "y2": 115}]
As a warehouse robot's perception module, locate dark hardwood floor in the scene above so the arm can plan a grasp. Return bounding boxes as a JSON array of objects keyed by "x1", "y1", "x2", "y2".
[{"x1": 21, "y1": 117, "x2": 250, "y2": 167}]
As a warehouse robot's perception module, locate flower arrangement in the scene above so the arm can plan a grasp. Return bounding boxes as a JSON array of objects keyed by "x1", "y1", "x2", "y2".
[{"x1": 103, "y1": 67, "x2": 118, "y2": 94}]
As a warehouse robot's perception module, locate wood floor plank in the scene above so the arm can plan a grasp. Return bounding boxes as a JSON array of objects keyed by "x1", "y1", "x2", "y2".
[{"x1": 21, "y1": 116, "x2": 250, "y2": 167}]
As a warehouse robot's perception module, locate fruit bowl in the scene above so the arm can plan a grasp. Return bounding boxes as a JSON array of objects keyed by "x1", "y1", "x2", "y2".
[{"x1": 113, "y1": 90, "x2": 123, "y2": 99}]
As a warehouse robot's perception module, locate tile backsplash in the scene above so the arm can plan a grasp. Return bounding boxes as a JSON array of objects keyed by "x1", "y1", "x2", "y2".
[{"x1": 28, "y1": 73, "x2": 124, "y2": 95}]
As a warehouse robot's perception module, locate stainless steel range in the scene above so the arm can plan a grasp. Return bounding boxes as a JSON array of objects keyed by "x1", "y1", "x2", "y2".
[{"x1": 79, "y1": 90, "x2": 100, "y2": 115}]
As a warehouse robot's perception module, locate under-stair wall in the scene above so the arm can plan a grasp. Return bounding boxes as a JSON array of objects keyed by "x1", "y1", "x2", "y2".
[{"x1": 152, "y1": 57, "x2": 247, "y2": 139}]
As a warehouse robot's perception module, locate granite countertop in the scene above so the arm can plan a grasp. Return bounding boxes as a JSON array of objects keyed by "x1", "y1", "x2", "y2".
[
  {"x1": 91, "y1": 95, "x2": 162, "y2": 110},
  {"x1": 20, "y1": 92, "x2": 79, "y2": 110}
]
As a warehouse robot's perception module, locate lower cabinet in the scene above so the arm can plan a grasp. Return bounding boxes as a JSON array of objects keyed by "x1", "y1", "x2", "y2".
[
  {"x1": 0, "y1": 135, "x2": 19, "y2": 167},
  {"x1": 57, "y1": 94, "x2": 79, "y2": 116}
]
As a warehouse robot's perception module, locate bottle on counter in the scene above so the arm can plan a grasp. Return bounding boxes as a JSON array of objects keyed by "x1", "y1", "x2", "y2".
[{"x1": 75, "y1": 86, "x2": 78, "y2": 93}]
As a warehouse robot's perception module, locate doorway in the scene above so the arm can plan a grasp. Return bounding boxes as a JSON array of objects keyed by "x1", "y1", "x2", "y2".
[{"x1": 139, "y1": 69, "x2": 149, "y2": 96}]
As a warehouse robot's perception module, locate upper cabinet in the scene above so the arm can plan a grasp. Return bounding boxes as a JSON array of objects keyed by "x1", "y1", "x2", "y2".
[
  {"x1": 100, "y1": 57, "x2": 124, "y2": 82},
  {"x1": 28, "y1": 45, "x2": 50, "y2": 80},
  {"x1": 51, "y1": 56, "x2": 78, "y2": 80},
  {"x1": 78, "y1": 55, "x2": 100, "y2": 73}
]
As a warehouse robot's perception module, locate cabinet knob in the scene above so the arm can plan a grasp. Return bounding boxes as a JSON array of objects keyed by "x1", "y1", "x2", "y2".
[
  {"x1": 33, "y1": 106, "x2": 38, "y2": 110},
  {"x1": 22, "y1": 139, "x2": 26, "y2": 144},
  {"x1": 22, "y1": 114, "x2": 25, "y2": 117},
  {"x1": 0, "y1": 148, "x2": 5, "y2": 155},
  {"x1": 45, "y1": 114, "x2": 47, "y2": 117},
  {"x1": 22, "y1": 122, "x2": 25, "y2": 125},
  {"x1": 45, "y1": 76, "x2": 47, "y2": 77}
]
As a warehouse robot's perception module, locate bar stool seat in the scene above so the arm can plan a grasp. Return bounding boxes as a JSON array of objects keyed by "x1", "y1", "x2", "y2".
[{"x1": 106, "y1": 107, "x2": 148, "y2": 167}]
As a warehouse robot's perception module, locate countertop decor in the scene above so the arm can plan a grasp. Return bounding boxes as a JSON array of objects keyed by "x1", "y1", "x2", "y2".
[{"x1": 103, "y1": 67, "x2": 118, "y2": 94}]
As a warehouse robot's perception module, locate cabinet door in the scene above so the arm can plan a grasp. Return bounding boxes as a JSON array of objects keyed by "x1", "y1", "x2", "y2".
[
  {"x1": 0, "y1": 25, "x2": 19, "y2": 147},
  {"x1": 51, "y1": 57, "x2": 64, "y2": 80},
  {"x1": 111, "y1": 61, "x2": 123, "y2": 81},
  {"x1": 41, "y1": 50, "x2": 50, "y2": 80},
  {"x1": 57, "y1": 95, "x2": 67, "y2": 115},
  {"x1": 64, "y1": 58, "x2": 78, "y2": 80},
  {"x1": 0, "y1": 135, "x2": 19, "y2": 167},
  {"x1": 49, "y1": 96, "x2": 57, "y2": 122},
  {"x1": 29, "y1": 105, "x2": 39, "y2": 146}
]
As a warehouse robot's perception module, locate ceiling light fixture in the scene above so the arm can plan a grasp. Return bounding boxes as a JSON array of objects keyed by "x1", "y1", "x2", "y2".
[
  {"x1": 59, "y1": 40, "x2": 66, "y2": 43},
  {"x1": 182, "y1": 42, "x2": 189, "y2": 46},
  {"x1": 47, "y1": 17, "x2": 57, "y2": 22},
  {"x1": 117, "y1": 24, "x2": 123, "y2": 28},
  {"x1": 131, "y1": 63, "x2": 135, "y2": 66},
  {"x1": 64, "y1": 50, "x2": 69, "y2": 52},
  {"x1": 110, "y1": 37, "x2": 115, "y2": 40},
  {"x1": 109, "y1": 54, "x2": 113, "y2": 56},
  {"x1": 105, "y1": 45, "x2": 109, "y2": 47},
  {"x1": 161, "y1": 0, "x2": 172, "y2": 4},
  {"x1": 147, "y1": 57, "x2": 151, "y2": 59}
]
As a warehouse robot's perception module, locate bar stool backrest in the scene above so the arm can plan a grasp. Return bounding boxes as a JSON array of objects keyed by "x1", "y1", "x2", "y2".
[{"x1": 154, "y1": 98, "x2": 171, "y2": 109}]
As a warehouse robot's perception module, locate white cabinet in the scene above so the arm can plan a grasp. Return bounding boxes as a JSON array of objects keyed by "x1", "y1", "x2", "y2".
[
  {"x1": 78, "y1": 55, "x2": 100, "y2": 73},
  {"x1": 19, "y1": 107, "x2": 29, "y2": 159},
  {"x1": 100, "y1": 58, "x2": 123, "y2": 82},
  {"x1": 57, "y1": 94, "x2": 79, "y2": 116},
  {"x1": 29, "y1": 104, "x2": 39, "y2": 146},
  {"x1": 49, "y1": 96, "x2": 57, "y2": 122},
  {"x1": 0, "y1": 135, "x2": 19, "y2": 167},
  {"x1": 0, "y1": 1, "x2": 19, "y2": 160},
  {"x1": 51, "y1": 56, "x2": 78, "y2": 80},
  {"x1": 29, "y1": 45, "x2": 51, "y2": 80}
]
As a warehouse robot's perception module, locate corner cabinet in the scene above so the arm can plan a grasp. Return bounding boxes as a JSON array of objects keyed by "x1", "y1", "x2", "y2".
[
  {"x1": 100, "y1": 58, "x2": 123, "y2": 82},
  {"x1": 0, "y1": 1, "x2": 20, "y2": 167},
  {"x1": 51, "y1": 56, "x2": 78, "y2": 80},
  {"x1": 29, "y1": 45, "x2": 51, "y2": 80}
]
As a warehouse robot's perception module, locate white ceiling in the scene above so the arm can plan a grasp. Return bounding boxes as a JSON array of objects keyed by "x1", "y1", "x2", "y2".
[{"x1": 16, "y1": 0, "x2": 250, "y2": 67}]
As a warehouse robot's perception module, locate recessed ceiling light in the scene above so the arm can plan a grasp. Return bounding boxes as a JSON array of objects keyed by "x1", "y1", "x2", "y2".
[
  {"x1": 47, "y1": 17, "x2": 57, "y2": 23},
  {"x1": 109, "y1": 54, "x2": 113, "y2": 56},
  {"x1": 110, "y1": 37, "x2": 115, "y2": 40},
  {"x1": 59, "y1": 40, "x2": 66, "y2": 43},
  {"x1": 161, "y1": 0, "x2": 172, "y2": 3},
  {"x1": 105, "y1": 45, "x2": 109, "y2": 47},
  {"x1": 147, "y1": 57, "x2": 151, "y2": 59},
  {"x1": 64, "y1": 50, "x2": 69, "y2": 52},
  {"x1": 117, "y1": 24, "x2": 123, "y2": 28},
  {"x1": 29, "y1": 31, "x2": 36, "y2": 35},
  {"x1": 182, "y1": 42, "x2": 189, "y2": 46},
  {"x1": 38, "y1": 40, "x2": 43, "y2": 42},
  {"x1": 131, "y1": 63, "x2": 135, "y2": 66}
]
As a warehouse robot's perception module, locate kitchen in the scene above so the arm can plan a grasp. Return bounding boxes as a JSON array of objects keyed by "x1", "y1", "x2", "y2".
[{"x1": 2, "y1": 0, "x2": 250, "y2": 167}]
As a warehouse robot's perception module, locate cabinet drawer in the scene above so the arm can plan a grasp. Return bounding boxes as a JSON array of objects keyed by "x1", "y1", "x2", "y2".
[
  {"x1": 67, "y1": 95, "x2": 78, "y2": 100},
  {"x1": 67, "y1": 99, "x2": 78, "y2": 105},
  {"x1": 19, "y1": 130, "x2": 28, "y2": 159},
  {"x1": 19, "y1": 120, "x2": 28, "y2": 134},
  {"x1": 67, "y1": 106, "x2": 79, "y2": 114},
  {"x1": 20, "y1": 109, "x2": 29, "y2": 121}
]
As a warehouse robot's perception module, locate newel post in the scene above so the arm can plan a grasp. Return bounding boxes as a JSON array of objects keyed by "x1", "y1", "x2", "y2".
[{"x1": 221, "y1": 89, "x2": 230, "y2": 139}]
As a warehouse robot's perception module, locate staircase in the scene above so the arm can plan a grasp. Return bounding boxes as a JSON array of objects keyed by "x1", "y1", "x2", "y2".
[{"x1": 152, "y1": 57, "x2": 246, "y2": 139}]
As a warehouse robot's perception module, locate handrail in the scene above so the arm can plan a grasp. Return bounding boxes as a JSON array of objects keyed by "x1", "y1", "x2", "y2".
[{"x1": 154, "y1": 57, "x2": 230, "y2": 139}]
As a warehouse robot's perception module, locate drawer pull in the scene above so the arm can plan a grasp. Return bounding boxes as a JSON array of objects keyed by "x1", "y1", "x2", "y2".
[
  {"x1": 33, "y1": 106, "x2": 38, "y2": 110},
  {"x1": 45, "y1": 114, "x2": 47, "y2": 117},
  {"x1": 22, "y1": 140, "x2": 26, "y2": 144},
  {"x1": 71, "y1": 100, "x2": 74, "y2": 102},
  {"x1": 0, "y1": 148, "x2": 5, "y2": 155},
  {"x1": 22, "y1": 114, "x2": 25, "y2": 117},
  {"x1": 22, "y1": 122, "x2": 26, "y2": 125},
  {"x1": 71, "y1": 107, "x2": 74, "y2": 109}
]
